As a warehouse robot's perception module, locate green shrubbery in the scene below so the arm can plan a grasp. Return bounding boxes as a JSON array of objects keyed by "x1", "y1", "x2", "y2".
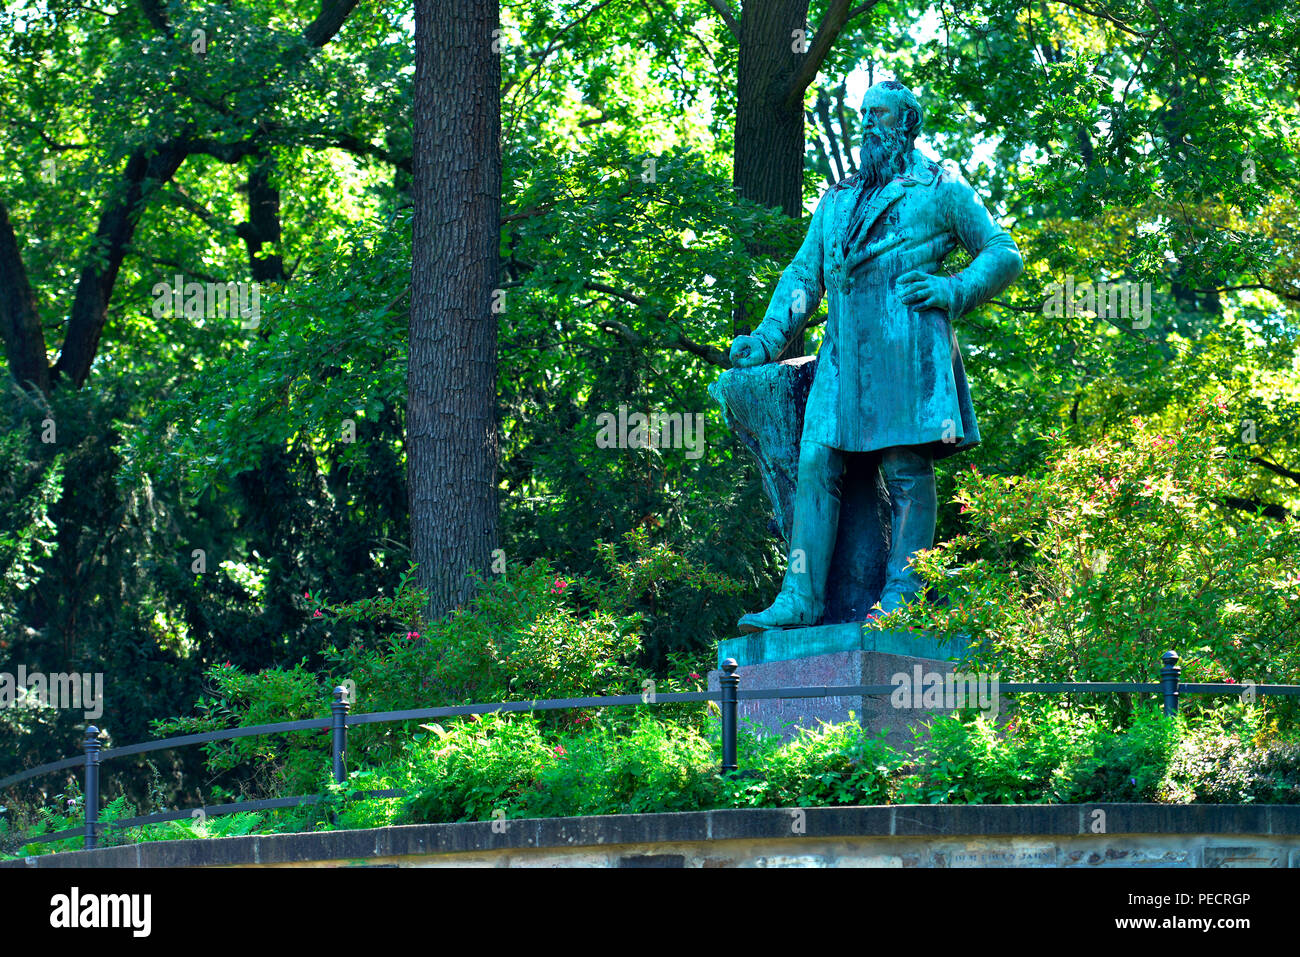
[
  {"x1": 380, "y1": 700, "x2": 1300, "y2": 824},
  {"x1": 726, "y1": 718, "x2": 900, "y2": 808},
  {"x1": 8, "y1": 698, "x2": 1300, "y2": 859},
  {"x1": 147, "y1": 529, "x2": 733, "y2": 797},
  {"x1": 283, "y1": 709, "x2": 902, "y2": 826},
  {"x1": 875, "y1": 402, "x2": 1300, "y2": 704},
  {"x1": 10, "y1": 406, "x2": 1300, "y2": 858},
  {"x1": 1163, "y1": 705, "x2": 1300, "y2": 804},
  {"x1": 897, "y1": 702, "x2": 1181, "y2": 804}
]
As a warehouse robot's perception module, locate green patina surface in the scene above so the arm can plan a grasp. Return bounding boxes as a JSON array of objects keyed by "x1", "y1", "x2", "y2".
[{"x1": 718, "y1": 623, "x2": 968, "y2": 668}]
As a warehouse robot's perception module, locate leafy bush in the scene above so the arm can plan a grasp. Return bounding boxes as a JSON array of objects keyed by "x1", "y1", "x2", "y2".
[
  {"x1": 875, "y1": 401, "x2": 1300, "y2": 712},
  {"x1": 402, "y1": 714, "x2": 556, "y2": 823},
  {"x1": 1162, "y1": 704, "x2": 1300, "y2": 804},
  {"x1": 12, "y1": 698, "x2": 1300, "y2": 860},
  {"x1": 1049, "y1": 706, "x2": 1182, "y2": 802},
  {"x1": 150, "y1": 660, "x2": 328, "y2": 797},
  {"x1": 327, "y1": 529, "x2": 736, "y2": 718},
  {"x1": 152, "y1": 531, "x2": 737, "y2": 795},
  {"x1": 724, "y1": 717, "x2": 900, "y2": 808},
  {"x1": 897, "y1": 703, "x2": 1103, "y2": 804},
  {"x1": 329, "y1": 559, "x2": 642, "y2": 721},
  {"x1": 518, "y1": 713, "x2": 720, "y2": 817}
]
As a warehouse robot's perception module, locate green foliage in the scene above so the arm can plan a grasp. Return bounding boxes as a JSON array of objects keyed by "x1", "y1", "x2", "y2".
[
  {"x1": 121, "y1": 210, "x2": 412, "y2": 497},
  {"x1": 722, "y1": 716, "x2": 902, "y2": 808},
  {"x1": 1050, "y1": 707, "x2": 1182, "y2": 803},
  {"x1": 396, "y1": 711, "x2": 723, "y2": 824},
  {"x1": 154, "y1": 532, "x2": 739, "y2": 791},
  {"x1": 7, "y1": 0, "x2": 1300, "y2": 824},
  {"x1": 2, "y1": 791, "x2": 133, "y2": 858},
  {"x1": 327, "y1": 558, "x2": 642, "y2": 718},
  {"x1": 515, "y1": 713, "x2": 721, "y2": 818},
  {"x1": 0, "y1": 425, "x2": 62, "y2": 601},
  {"x1": 150, "y1": 660, "x2": 329, "y2": 796},
  {"x1": 402, "y1": 715, "x2": 555, "y2": 824},
  {"x1": 899, "y1": 701, "x2": 1221, "y2": 806},
  {"x1": 324, "y1": 530, "x2": 738, "y2": 727},
  {"x1": 876, "y1": 402, "x2": 1300, "y2": 710},
  {"x1": 896, "y1": 703, "x2": 1101, "y2": 805},
  {"x1": 12, "y1": 698, "x2": 1300, "y2": 859},
  {"x1": 1163, "y1": 704, "x2": 1300, "y2": 804}
]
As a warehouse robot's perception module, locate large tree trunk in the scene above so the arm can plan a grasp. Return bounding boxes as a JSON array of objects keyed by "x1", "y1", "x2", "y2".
[
  {"x1": 733, "y1": 0, "x2": 811, "y2": 357},
  {"x1": 0, "y1": 199, "x2": 50, "y2": 394},
  {"x1": 409, "y1": 0, "x2": 501, "y2": 618},
  {"x1": 734, "y1": 0, "x2": 810, "y2": 223},
  {"x1": 237, "y1": 153, "x2": 288, "y2": 283},
  {"x1": 732, "y1": 0, "x2": 852, "y2": 358}
]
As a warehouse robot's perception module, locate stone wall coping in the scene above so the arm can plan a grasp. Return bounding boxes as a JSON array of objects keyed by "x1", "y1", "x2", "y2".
[{"x1": 6, "y1": 804, "x2": 1299, "y2": 868}]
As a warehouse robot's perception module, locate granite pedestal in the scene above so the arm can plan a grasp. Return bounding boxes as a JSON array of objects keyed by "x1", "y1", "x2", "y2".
[{"x1": 708, "y1": 623, "x2": 970, "y2": 749}]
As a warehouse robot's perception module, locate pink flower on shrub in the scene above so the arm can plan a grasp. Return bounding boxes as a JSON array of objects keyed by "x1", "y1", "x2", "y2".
[
  {"x1": 406, "y1": 631, "x2": 420, "y2": 641},
  {"x1": 689, "y1": 672, "x2": 701, "y2": 680},
  {"x1": 554, "y1": 744, "x2": 567, "y2": 757},
  {"x1": 550, "y1": 578, "x2": 569, "y2": 595},
  {"x1": 313, "y1": 610, "x2": 322, "y2": 618},
  {"x1": 1225, "y1": 677, "x2": 1237, "y2": 684}
]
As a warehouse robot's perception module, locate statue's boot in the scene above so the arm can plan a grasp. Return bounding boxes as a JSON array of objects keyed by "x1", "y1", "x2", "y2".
[
  {"x1": 738, "y1": 443, "x2": 843, "y2": 633},
  {"x1": 873, "y1": 447, "x2": 937, "y2": 616}
]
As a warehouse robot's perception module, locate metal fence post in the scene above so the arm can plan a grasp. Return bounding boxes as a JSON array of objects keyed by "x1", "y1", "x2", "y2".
[
  {"x1": 83, "y1": 726, "x2": 101, "y2": 850},
  {"x1": 1160, "y1": 650, "x2": 1181, "y2": 716},
  {"x1": 331, "y1": 686, "x2": 350, "y2": 785},
  {"x1": 720, "y1": 659, "x2": 739, "y2": 773}
]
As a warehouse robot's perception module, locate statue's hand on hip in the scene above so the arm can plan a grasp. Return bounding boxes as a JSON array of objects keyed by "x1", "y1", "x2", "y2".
[
  {"x1": 729, "y1": 334, "x2": 767, "y2": 368},
  {"x1": 897, "y1": 269, "x2": 954, "y2": 315}
]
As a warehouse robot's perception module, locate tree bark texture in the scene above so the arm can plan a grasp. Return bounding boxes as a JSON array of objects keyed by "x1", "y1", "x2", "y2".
[{"x1": 409, "y1": 0, "x2": 502, "y2": 618}]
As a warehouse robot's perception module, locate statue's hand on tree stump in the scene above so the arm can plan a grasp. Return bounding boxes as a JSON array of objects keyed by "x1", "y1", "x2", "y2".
[{"x1": 728, "y1": 334, "x2": 768, "y2": 368}]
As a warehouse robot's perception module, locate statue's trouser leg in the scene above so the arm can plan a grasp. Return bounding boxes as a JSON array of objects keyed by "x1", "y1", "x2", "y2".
[
  {"x1": 878, "y1": 446, "x2": 937, "y2": 612},
  {"x1": 779, "y1": 440, "x2": 845, "y2": 618}
]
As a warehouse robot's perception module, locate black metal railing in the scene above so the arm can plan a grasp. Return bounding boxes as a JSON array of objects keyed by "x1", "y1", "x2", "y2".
[{"x1": 2, "y1": 648, "x2": 1297, "y2": 853}]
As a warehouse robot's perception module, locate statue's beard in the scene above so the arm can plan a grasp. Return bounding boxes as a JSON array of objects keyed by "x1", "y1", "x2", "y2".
[{"x1": 859, "y1": 126, "x2": 911, "y2": 190}]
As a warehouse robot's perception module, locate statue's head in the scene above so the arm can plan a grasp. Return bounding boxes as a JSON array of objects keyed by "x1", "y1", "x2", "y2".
[{"x1": 858, "y1": 80, "x2": 923, "y2": 188}]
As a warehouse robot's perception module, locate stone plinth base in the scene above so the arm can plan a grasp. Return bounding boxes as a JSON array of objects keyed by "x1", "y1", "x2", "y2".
[
  {"x1": 708, "y1": 648, "x2": 962, "y2": 749},
  {"x1": 709, "y1": 622, "x2": 971, "y2": 748}
]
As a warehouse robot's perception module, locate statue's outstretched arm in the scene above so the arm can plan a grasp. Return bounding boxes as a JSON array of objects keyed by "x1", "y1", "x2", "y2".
[{"x1": 733, "y1": 194, "x2": 829, "y2": 365}]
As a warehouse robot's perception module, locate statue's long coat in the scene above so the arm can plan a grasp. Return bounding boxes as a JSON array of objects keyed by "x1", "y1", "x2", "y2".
[{"x1": 752, "y1": 149, "x2": 1023, "y2": 458}]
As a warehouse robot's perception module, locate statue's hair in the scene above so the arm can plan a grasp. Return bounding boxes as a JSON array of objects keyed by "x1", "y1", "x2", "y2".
[{"x1": 874, "y1": 80, "x2": 923, "y2": 144}]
